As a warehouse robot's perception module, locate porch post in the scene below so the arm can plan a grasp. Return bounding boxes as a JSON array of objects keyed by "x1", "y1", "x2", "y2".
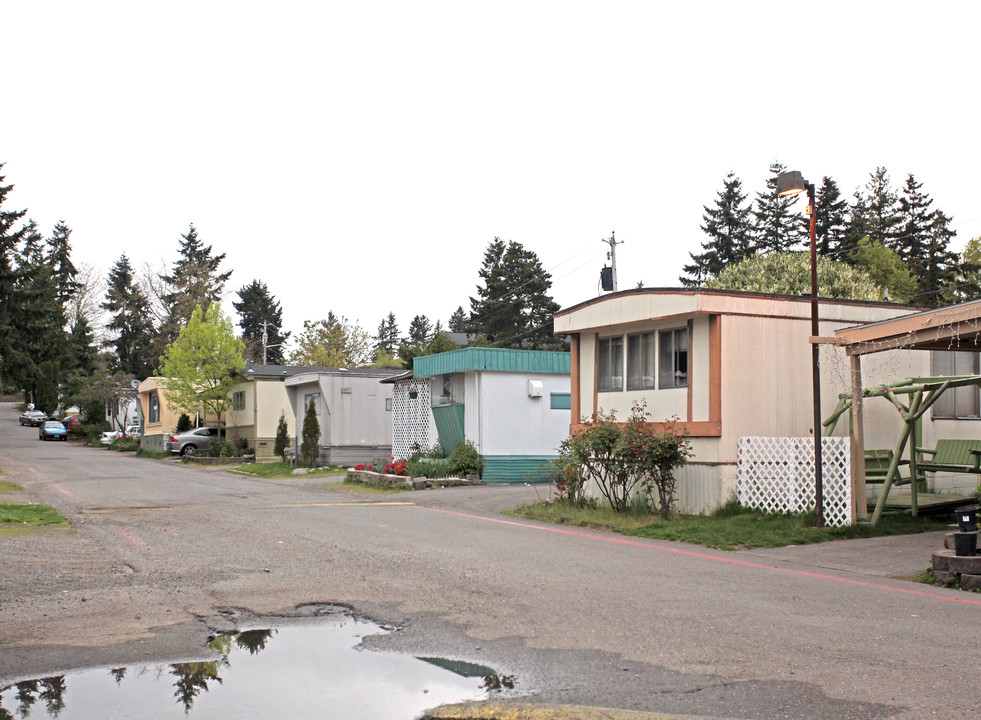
[{"x1": 850, "y1": 354, "x2": 867, "y2": 521}]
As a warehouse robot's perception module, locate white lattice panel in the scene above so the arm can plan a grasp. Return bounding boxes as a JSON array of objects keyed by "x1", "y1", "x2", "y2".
[
  {"x1": 737, "y1": 436, "x2": 851, "y2": 527},
  {"x1": 391, "y1": 378, "x2": 437, "y2": 460}
]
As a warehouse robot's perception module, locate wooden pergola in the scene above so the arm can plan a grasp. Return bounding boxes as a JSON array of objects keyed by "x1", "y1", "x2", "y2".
[{"x1": 821, "y1": 298, "x2": 981, "y2": 524}]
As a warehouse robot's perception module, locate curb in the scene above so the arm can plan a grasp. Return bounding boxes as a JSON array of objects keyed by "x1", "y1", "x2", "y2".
[{"x1": 423, "y1": 702, "x2": 730, "y2": 720}]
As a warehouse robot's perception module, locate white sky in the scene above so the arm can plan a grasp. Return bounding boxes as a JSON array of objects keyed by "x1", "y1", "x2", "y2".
[{"x1": 4, "y1": 1, "x2": 980, "y2": 346}]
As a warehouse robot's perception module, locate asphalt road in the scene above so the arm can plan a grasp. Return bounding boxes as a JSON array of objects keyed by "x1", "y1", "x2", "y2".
[{"x1": 1, "y1": 401, "x2": 978, "y2": 719}]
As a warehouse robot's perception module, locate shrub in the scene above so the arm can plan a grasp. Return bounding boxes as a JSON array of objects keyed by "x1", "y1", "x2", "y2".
[
  {"x1": 300, "y1": 398, "x2": 320, "y2": 467},
  {"x1": 77, "y1": 420, "x2": 110, "y2": 442},
  {"x1": 548, "y1": 458, "x2": 588, "y2": 506},
  {"x1": 207, "y1": 440, "x2": 237, "y2": 458},
  {"x1": 176, "y1": 413, "x2": 193, "y2": 433},
  {"x1": 447, "y1": 441, "x2": 483, "y2": 477},
  {"x1": 559, "y1": 401, "x2": 690, "y2": 517},
  {"x1": 385, "y1": 459, "x2": 409, "y2": 476},
  {"x1": 274, "y1": 412, "x2": 290, "y2": 460},
  {"x1": 408, "y1": 457, "x2": 451, "y2": 479}
]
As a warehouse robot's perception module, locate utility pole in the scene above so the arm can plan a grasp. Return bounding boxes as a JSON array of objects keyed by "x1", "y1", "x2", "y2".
[
  {"x1": 261, "y1": 321, "x2": 281, "y2": 365},
  {"x1": 602, "y1": 231, "x2": 623, "y2": 292}
]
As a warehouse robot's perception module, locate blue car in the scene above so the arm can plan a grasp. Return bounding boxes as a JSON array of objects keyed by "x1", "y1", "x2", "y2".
[{"x1": 39, "y1": 420, "x2": 68, "y2": 441}]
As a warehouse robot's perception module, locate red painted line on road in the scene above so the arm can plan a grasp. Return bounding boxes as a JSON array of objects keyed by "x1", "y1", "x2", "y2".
[
  {"x1": 21, "y1": 465, "x2": 82, "y2": 500},
  {"x1": 418, "y1": 506, "x2": 981, "y2": 607},
  {"x1": 109, "y1": 525, "x2": 180, "y2": 573}
]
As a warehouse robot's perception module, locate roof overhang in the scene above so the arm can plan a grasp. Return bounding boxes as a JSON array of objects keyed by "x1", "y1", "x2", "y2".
[{"x1": 833, "y1": 299, "x2": 981, "y2": 356}]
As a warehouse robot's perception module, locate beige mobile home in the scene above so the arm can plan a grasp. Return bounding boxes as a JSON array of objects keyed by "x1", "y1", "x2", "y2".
[{"x1": 553, "y1": 288, "x2": 932, "y2": 513}]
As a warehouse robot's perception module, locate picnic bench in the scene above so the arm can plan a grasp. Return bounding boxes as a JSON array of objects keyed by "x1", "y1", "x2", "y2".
[{"x1": 914, "y1": 439, "x2": 981, "y2": 475}]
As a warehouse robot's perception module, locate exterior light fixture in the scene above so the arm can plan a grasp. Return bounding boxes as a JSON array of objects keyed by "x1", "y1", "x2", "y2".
[{"x1": 777, "y1": 170, "x2": 824, "y2": 529}]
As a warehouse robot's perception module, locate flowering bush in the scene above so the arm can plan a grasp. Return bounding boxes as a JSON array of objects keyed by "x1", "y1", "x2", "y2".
[
  {"x1": 385, "y1": 460, "x2": 409, "y2": 476},
  {"x1": 353, "y1": 464, "x2": 374, "y2": 471}
]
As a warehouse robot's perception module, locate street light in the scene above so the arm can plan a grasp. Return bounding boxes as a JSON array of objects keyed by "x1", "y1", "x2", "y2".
[{"x1": 777, "y1": 170, "x2": 824, "y2": 528}]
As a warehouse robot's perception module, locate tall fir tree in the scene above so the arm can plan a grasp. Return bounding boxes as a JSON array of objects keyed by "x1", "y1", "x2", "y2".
[
  {"x1": 751, "y1": 162, "x2": 805, "y2": 254},
  {"x1": 233, "y1": 279, "x2": 290, "y2": 364},
  {"x1": 681, "y1": 172, "x2": 753, "y2": 286},
  {"x1": 159, "y1": 224, "x2": 232, "y2": 343},
  {"x1": 374, "y1": 312, "x2": 400, "y2": 353},
  {"x1": 862, "y1": 167, "x2": 903, "y2": 248},
  {"x1": 103, "y1": 254, "x2": 158, "y2": 378},
  {"x1": 0, "y1": 164, "x2": 28, "y2": 396},
  {"x1": 468, "y1": 238, "x2": 563, "y2": 349},
  {"x1": 45, "y1": 220, "x2": 78, "y2": 304},
  {"x1": 919, "y1": 209, "x2": 959, "y2": 306},
  {"x1": 809, "y1": 176, "x2": 850, "y2": 258},
  {"x1": 896, "y1": 174, "x2": 934, "y2": 280},
  {"x1": 407, "y1": 315, "x2": 433, "y2": 344},
  {"x1": 448, "y1": 306, "x2": 468, "y2": 332}
]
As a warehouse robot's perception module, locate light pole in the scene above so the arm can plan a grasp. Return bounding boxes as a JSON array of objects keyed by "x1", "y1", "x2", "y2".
[{"x1": 776, "y1": 170, "x2": 824, "y2": 528}]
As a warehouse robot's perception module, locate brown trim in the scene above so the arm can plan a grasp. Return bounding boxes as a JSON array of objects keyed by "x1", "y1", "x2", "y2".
[
  {"x1": 592, "y1": 335, "x2": 599, "y2": 419},
  {"x1": 686, "y1": 319, "x2": 693, "y2": 422},
  {"x1": 570, "y1": 334, "x2": 581, "y2": 425},
  {"x1": 571, "y1": 420, "x2": 722, "y2": 438},
  {"x1": 709, "y1": 314, "x2": 722, "y2": 424}
]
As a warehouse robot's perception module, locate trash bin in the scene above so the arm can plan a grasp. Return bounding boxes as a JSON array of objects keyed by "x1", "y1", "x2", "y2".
[
  {"x1": 953, "y1": 532, "x2": 978, "y2": 557},
  {"x1": 954, "y1": 506, "x2": 978, "y2": 532}
]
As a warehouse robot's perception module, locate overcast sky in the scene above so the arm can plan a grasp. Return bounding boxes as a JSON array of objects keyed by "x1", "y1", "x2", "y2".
[{"x1": 4, "y1": 1, "x2": 980, "y2": 346}]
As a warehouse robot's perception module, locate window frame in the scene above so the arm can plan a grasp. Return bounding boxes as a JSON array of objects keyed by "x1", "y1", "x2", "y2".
[
  {"x1": 231, "y1": 390, "x2": 245, "y2": 411},
  {"x1": 626, "y1": 331, "x2": 656, "y2": 391},
  {"x1": 931, "y1": 350, "x2": 980, "y2": 419},
  {"x1": 597, "y1": 335, "x2": 624, "y2": 392},
  {"x1": 658, "y1": 327, "x2": 689, "y2": 389},
  {"x1": 148, "y1": 391, "x2": 160, "y2": 424}
]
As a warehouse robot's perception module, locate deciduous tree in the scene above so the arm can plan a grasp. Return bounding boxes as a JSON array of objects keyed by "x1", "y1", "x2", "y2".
[
  {"x1": 289, "y1": 313, "x2": 372, "y2": 367},
  {"x1": 706, "y1": 251, "x2": 883, "y2": 301}
]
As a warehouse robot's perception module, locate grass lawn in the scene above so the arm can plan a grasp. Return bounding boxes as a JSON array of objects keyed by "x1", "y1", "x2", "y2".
[
  {"x1": 508, "y1": 499, "x2": 952, "y2": 550},
  {"x1": 230, "y1": 461, "x2": 348, "y2": 479},
  {"x1": 0, "y1": 502, "x2": 68, "y2": 534}
]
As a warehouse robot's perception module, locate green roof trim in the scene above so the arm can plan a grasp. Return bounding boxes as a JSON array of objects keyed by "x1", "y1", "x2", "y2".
[{"x1": 413, "y1": 347, "x2": 570, "y2": 378}]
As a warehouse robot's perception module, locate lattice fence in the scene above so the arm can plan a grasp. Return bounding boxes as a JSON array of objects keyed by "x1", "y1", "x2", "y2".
[
  {"x1": 391, "y1": 378, "x2": 437, "y2": 460},
  {"x1": 737, "y1": 436, "x2": 852, "y2": 527}
]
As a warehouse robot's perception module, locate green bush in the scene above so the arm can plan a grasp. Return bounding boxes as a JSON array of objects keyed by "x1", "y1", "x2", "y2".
[
  {"x1": 176, "y1": 413, "x2": 193, "y2": 433},
  {"x1": 77, "y1": 421, "x2": 110, "y2": 442},
  {"x1": 408, "y1": 457, "x2": 452, "y2": 479},
  {"x1": 274, "y1": 412, "x2": 290, "y2": 460},
  {"x1": 447, "y1": 441, "x2": 483, "y2": 477},
  {"x1": 207, "y1": 440, "x2": 237, "y2": 458},
  {"x1": 108, "y1": 437, "x2": 140, "y2": 452},
  {"x1": 301, "y1": 398, "x2": 320, "y2": 467}
]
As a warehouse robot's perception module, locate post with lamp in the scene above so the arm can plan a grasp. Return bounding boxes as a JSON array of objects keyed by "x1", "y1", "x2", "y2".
[{"x1": 776, "y1": 170, "x2": 824, "y2": 528}]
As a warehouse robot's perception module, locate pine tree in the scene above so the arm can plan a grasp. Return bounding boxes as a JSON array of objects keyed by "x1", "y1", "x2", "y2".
[
  {"x1": 300, "y1": 397, "x2": 321, "y2": 467},
  {"x1": 468, "y1": 238, "x2": 563, "y2": 349},
  {"x1": 681, "y1": 172, "x2": 753, "y2": 286},
  {"x1": 374, "y1": 312, "x2": 400, "y2": 353},
  {"x1": 46, "y1": 220, "x2": 78, "y2": 304},
  {"x1": 407, "y1": 315, "x2": 433, "y2": 344},
  {"x1": 103, "y1": 254, "x2": 158, "y2": 377},
  {"x1": 810, "y1": 176, "x2": 850, "y2": 257},
  {"x1": 448, "y1": 306, "x2": 468, "y2": 332},
  {"x1": 751, "y1": 162, "x2": 805, "y2": 254},
  {"x1": 159, "y1": 224, "x2": 232, "y2": 343},
  {"x1": 841, "y1": 190, "x2": 869, "y2": 262},
  {"x1": 919, "y1": 209, "x2": 959, "y2": 306},
  {"x1": 862, "y1": 167, "x2": 902, "y2": 248},
  {"x1": 233, "y1": 279, "x2": 290, "y2": 364},
  {"x1": 896, "y1": 174, "x2": 934, "y2": 280},
  {"x1": 0, "y1": 164, "x2": 28, "y2": 385}
]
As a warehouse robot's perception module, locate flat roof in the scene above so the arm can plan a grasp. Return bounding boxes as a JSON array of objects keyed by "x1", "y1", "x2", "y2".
[{"x1": 413, "y1": 347, "x2": 571, "y2": 377}]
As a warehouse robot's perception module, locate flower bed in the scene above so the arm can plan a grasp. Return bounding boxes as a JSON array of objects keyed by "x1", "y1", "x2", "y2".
[{"x1": 346, "y1": 468, "x2": 482, "y2": 490}]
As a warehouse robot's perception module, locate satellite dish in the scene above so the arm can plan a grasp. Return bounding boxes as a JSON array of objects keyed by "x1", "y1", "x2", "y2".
[{"x1": 131, "y1": 379, "x2": 140, "y2": 390}]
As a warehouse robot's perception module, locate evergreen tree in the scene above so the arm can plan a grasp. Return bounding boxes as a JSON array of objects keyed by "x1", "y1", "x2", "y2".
[
  {"x1": 274, "y1": 411, "x2": 290, "y2": 461},
  {"x1": 896, "y1": 173, "x2": 933, "y2": 275},
  {"x1": 0, "y1": 164, "x2": 28, "y2": 396},
  {"x1": 159, "y1": 224, "x2": 231, "y2": 343},
  {"x1": 751, "y1": 162, "x2": 805, "y2": 254},
  {"x1": 468, "y1": 238, "x2": 563, "y2": 349},
  {"x1": 841, "y1": 190, "x2": 869, "y2": 262},
  {"x1": 407, "y1": 315, "x2": 433, "y2": 344},
  {"x1": 448, "y1": 306, "x2": 468, "y2": 332},
  {"x1": 46, "y1": 220, "x2": 78, "y2": 304},
  {"x1": 374, "y1": 312, "x2": 400, "y2": 353},
  {"x1": 233, "y1": 279, "x2": 290, "y2": 364},
  {"x1": 862, "y1": 167, "x2": 902, "y2": 248},
  {"x1": 810, "y1": 176, "x2": 850, "y2": 257},
  {"x1": 681, "y1": 172, "x2": 752, "y2": 286},
  {"x1": 300, "y1": 397, "x2": 320, "y2": 467},
  {"x1": 102, "y1": 254, "x2": 158, "y2": 377},
  {"x1": 919, "y1": 209, "x2": 959, "y2": 306}
]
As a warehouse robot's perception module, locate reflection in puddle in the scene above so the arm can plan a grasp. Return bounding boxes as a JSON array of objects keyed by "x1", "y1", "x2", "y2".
[{"x1": 0, "y1": 619, "x2": 515, "y2": 719}]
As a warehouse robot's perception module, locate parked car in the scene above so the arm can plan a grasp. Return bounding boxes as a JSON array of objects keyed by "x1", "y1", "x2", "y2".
[
  {"x1": 101, "y1": 425, "x2": 142, "y2": 445},
  {"x1": 61, "y1": 413, "x2": 87, "y2": 433},
  {"x1": 166, "y1": 427, "x2": 219, "y2": 456},
  {"x1": 39, "y1": 420, "x2": 68, "y2": 441},
  {"x1": 19, "y1": 410, "x2": 48, "y2": 426}
]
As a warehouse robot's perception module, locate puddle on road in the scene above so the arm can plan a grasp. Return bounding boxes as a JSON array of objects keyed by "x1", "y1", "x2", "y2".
[{"x1": 0, "y1": 617, "x2": 515, "y2": 719}]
